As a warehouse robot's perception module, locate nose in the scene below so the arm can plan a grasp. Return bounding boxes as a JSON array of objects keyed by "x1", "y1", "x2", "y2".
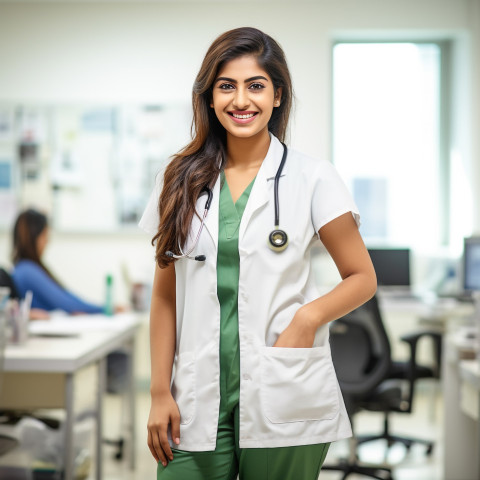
[{"x1": 232, "y1": 87, "x2": 249, "y2": 109}]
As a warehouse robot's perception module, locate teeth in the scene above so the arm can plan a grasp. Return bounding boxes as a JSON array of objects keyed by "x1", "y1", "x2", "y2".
[{"x1": 232, "y1": 113, "x2": 255, "y2": 119}]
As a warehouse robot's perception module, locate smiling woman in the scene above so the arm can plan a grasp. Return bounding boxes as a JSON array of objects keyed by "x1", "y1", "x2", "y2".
[
  {"x1": 211, "y1": 59, "x2": 280, "y2": 138},
  {"x1": 141, "y1": 26, "x2": 376, "y2": 480},
  {"x1": 210, "y1": 56, "x2": 282, "y2": 201}
]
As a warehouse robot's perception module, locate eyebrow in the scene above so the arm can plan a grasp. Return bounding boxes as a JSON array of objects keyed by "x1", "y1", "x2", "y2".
[{"x1": 215, "y1": 75, "x2": 269, "y2": 84}]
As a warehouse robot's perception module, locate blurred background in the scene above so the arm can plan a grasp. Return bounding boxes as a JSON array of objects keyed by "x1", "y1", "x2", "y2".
[
  {"x1": 0, "y1": 0, "x2": 478, "y2": 301},
  {"x1": 0, "y1": 1, "x2": 479, "y2": 479}
]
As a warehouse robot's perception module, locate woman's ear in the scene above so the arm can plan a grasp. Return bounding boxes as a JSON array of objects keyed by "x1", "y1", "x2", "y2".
[{"x1": 274, "y1": 87, "x2": 283, "y2": 107}]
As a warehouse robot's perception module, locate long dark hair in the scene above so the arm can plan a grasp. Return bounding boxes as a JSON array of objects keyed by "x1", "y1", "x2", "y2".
[
  {"x1": 153, "y1": 27, "x2": 294, "y2": 267},
  {"x1": 12, "y1": 209, "x2": 60, "y2": 284}
]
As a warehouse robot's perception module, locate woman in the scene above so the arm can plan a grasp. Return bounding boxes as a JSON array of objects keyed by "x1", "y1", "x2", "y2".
[
  {"x1": 140, "y1": 27, "x2": 377, "y2": 480},
  {"x1": 11, "y1": 208, "x2": 105, "y2": 314}
]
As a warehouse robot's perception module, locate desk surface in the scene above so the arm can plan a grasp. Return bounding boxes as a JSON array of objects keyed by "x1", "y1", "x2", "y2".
[
  {"x1": 4, "y1": 313, "x2": 141, "y2": 373},
  {"x1": 378, "y1": 292, "x2": 475, "y2": 317}
]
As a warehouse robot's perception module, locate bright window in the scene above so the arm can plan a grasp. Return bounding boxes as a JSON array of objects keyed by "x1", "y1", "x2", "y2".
[{"x1": 332, "y1": 42, "x2": 444, "y2": 248}]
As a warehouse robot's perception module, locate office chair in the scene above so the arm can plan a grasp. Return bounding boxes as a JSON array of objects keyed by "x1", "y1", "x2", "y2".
[
  {"x1": 323, "y1": 295, "x2": 435, "y2": 479},
  {"x1": 0, "y1": 268, "x2": 19, "y2": 300},
  {"x1": 366, "y1": 328, "x2": 440, "y2": 454},
  {"x1": 323, "y1": 295, "x2": 394, "y2": 480}
]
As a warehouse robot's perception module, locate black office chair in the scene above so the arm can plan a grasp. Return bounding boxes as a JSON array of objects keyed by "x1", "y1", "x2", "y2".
[
  {"x1": 323, "y1": 295, "x2": 434, "y2": 479},
  {"x1": 366, "y1": 327, "x2": 440, "y2": 454},
  {"x1": 0, "y1": 268, "x2": 19, "y2": 300}
]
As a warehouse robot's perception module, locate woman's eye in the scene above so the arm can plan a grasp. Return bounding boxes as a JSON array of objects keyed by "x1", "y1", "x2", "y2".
[
  {"x1": 219, "y1": 83, "x2": 235, "y2": 90},
  {"x1": 249, "y1": 83, "x2": 265, "y2": 90}
]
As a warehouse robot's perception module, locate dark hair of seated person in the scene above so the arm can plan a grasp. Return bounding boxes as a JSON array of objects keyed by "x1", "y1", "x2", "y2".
[{"x1": 12, "y1": 208, "x2": 61, "y2": 286}]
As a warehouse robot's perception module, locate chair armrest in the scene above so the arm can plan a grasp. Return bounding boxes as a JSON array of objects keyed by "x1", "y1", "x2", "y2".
[
  {"x1": 400, "y1": 330, "x2": 442, "y2": 346},
  {"x1": 400, "y1": 330, "x2": 442, "y2": 376}
]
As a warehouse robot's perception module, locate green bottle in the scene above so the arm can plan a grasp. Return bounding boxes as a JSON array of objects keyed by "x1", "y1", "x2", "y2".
[{"x1": 105, "y1": 274, "x2": 114, "y2": 316}]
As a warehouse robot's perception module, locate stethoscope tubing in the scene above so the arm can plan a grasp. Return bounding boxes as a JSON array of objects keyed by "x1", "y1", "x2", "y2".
[
  {"x1": 166, "y1": 144, "x2": 288, "y2": 261},
  {"x1": 274, "y1": 142, "x2": 288, "y2": 227}
]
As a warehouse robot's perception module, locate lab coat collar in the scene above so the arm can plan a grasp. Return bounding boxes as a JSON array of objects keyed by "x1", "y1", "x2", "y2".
[
  {"x1": 240, "y1": 134, "x2": 287, "y2": 241},
  {"x1": 202, "y1": 133, "x2": 287, "y2": 248}
]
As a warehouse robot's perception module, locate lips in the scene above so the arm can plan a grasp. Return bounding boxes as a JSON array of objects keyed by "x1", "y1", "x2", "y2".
[{"x1": 228, "y1": 111, "x2": 258, "y2": 124}]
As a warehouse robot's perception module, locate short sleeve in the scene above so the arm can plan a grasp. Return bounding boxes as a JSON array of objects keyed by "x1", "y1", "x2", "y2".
[
  {"x1": 311, "y1": 160, "x2": 360, "y2": 235},
  {"x1": 138, "y1": 172, "x2": 163, "y2": 236}
]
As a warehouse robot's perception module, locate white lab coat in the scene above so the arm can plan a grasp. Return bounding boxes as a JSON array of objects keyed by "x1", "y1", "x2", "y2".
[{"x1": 140, "y1": 134, "x2": 359, "y2": 451}]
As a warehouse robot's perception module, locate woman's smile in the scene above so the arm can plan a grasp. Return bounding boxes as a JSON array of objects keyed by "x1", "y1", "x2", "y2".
[{"x1": 228, "y1": 110, "x2": 258, "y2": 124}]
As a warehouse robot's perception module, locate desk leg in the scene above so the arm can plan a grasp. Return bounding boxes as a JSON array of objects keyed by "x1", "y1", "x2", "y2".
[
  {"x1": 96, "y1": 357, "x2": 106, "y2": 480},
  {"x1": 64, "y1": 373, "x2": 75, "y2": 480},
  {"x1": 127, "y1": 338, "x2": 136, "y2": 470}
]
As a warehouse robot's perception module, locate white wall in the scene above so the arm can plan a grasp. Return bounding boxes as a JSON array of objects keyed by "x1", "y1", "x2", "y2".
[{"x1": 0, "y1": 0, "x2": 478, "y2": 302}]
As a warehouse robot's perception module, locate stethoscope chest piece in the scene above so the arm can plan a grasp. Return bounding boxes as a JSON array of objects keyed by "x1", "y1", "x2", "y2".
[
  {"x1": 268, "y1": 228, "x2": 288, "y2": 252},
  {"x1": 268, "y1": 142, "x2": 289, "y2": 253}
]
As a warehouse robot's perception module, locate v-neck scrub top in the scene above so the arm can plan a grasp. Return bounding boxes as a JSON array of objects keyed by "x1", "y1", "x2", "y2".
[
  {"x1": 139, "y1": 133, "x2": 360, "y2": 451},
  {"x1": 217, "y1": 171, "x2": 256, "y2": 410}
]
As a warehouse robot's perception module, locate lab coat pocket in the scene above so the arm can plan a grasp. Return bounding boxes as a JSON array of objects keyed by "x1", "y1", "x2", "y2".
[
  {"x1": 171, "y1": 351, "x2": 196, "y2": 425},
  {"x1": 261, "y1": 346, "x2": 339, "y2": 423}
]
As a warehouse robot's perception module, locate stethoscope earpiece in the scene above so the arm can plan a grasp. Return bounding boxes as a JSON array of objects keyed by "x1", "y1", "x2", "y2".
[{"x1": 268, "y1": 229, "x2": 288, "y2": 252}]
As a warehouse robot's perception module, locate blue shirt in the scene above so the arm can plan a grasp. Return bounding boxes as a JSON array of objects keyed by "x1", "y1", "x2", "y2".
[{"x1": 12, "y1": 260, "x2": 104, "y2": 314}]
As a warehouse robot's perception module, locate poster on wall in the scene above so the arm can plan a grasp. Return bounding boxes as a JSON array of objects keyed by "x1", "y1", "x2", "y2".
[
  {"x1": 0, "y1": 156, "x2": 16, "y2": 229},
  {"x1": 0, "y1": 102, "x2": 191, "y2": 232}
]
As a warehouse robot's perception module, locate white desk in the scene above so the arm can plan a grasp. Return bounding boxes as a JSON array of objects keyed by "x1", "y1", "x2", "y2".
[
  {"x1": 443, "y1": 327, "x2": 480, "y2": 480},
  {"x1": 1, "y1": 313, "x2": 141, "y2": 480},
  {"x1": 378, "y1": 293, "x2": 473, "y2": 364}
]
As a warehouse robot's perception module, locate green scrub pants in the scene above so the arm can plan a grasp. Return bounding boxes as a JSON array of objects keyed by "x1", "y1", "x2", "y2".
[
  {"x1": 156, "y1": 392, "x2": 330, "y2": 480},
  {"x1": 157, "y1": 173, "x2": 330, "y2": 479}
]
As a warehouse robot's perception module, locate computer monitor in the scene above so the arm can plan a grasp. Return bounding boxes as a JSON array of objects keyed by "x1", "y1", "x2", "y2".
[
  {"x1": 463, "y1": 237, "x2": 480, "y2": 292},
  {"x1": 368, "y1": 248, "x2": 411, "y2": 287}
]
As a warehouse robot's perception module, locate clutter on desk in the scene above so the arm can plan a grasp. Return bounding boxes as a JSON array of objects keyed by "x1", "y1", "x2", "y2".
[{"x1": 3, "y1": 289, "x2": 31, "y2": 346}]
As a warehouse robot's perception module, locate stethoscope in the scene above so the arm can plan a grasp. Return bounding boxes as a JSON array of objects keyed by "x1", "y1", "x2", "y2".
[{"x1": 166, "y1": 143, "x2": 288, "y2": 262}]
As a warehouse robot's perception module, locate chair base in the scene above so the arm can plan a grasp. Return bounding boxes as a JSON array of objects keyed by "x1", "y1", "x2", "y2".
[
  {"x1": 356, "y1": 414, "x2": 434, "y2": 456},
  {"x1": 357, "y1": 433, "x2": 433, "y2": 455},
  {"x1": 103, "y1": 437, "x2": 124, "y2": 460},
  {"x1": 323, "y1": 459, "x2": 393, "y2": 480}
]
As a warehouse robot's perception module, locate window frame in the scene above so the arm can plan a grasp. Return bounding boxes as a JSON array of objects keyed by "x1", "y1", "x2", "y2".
[{"x1": 330, "y1": 39, "x2": 452, "y2": 247}]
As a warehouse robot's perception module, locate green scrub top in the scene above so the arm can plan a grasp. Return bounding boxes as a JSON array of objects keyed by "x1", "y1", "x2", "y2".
[{"x1": 217, "y1": 171, "x2": 256, "y2": 408}]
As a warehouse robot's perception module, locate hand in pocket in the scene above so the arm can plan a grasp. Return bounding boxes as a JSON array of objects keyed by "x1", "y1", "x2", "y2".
[{"x1": 273, "y1": 306, "x2": 317, "y2": 348}]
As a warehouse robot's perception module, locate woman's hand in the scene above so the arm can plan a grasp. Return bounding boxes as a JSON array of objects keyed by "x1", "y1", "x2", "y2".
[
  {"x1": 273, "y1": 306, "x2": 318, "y2": 348},
  {"x1": 147, "y1": 391, "x2": 181, "y2": 466},
  {"x1": 29, "y1": 308, "x2": 50, "y2": 320}
]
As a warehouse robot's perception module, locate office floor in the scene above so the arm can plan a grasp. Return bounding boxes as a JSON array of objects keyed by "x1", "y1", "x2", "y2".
[{"x1": 102, "y1": 382, "x2": 443, "y2": 480}]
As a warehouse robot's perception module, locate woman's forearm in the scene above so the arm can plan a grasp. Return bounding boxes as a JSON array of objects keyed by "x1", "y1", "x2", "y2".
[
  {"x1": 277, "y1": 212, "x2": 377, "y2": 346},
  {"x1": 300, "y1": 271, "x2": 377, "y2": 330},
  {"x1": 149, "y1": 263, "x2": 177, "y2": 397}
]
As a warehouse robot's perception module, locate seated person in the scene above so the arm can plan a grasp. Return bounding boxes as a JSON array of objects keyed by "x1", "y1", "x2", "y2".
[
  {"x1": 11, "y1": 209, "x2": 127, "y2": 391},
  {"x1": 11, "y1": 209, "x2": 105, "y2": 314}
]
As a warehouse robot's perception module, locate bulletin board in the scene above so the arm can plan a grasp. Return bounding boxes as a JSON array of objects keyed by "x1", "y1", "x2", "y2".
[{"x1": 0, "y1": 103, "x2": 191, "y2": 232}]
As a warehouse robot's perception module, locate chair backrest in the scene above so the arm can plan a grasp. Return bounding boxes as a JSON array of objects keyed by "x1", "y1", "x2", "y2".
[
  {"x1": 0, "y1": 268, "x2": 19, "y2": 300},
  {"x1": 330, "y1": 295, "x2": 392, "y2": 397}
]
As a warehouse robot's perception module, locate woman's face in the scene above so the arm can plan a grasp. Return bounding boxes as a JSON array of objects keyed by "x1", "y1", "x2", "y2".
[
  {"x1": 210, "y1": 55, "x2": 281, "y2": 141},
  {"x1": 36, "y1": 226, "x2": 49, "y2": 257}
]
